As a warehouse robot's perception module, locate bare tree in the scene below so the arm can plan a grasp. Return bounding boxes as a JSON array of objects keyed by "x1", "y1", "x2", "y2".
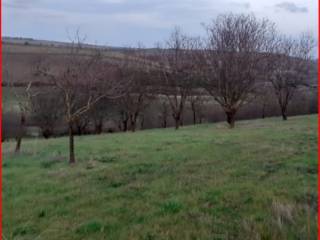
[
  {"x1": 73, "y1": 112, "x2": 90, "y2": 135},
  {"x1": 188, "y1": 89, "x2": 207, "y2": 124},
  {"x1": 117, "y1": 47, "x2": 155, "y2": 132},
  {"x1": 2, "y1": 112, "x2": 22, "y2": 143},
  {"x1": 29, "y1": 90, "x2": 64, "y2": 138},
  {"x1": 3, "y1": 56, "x2": 30, "y2": 152},
  {"x1": 255, "y1": 85, "x2": 275, "y2": 119},
  {"x1": 13, "y1": 92, "x2": 29, "y2": 152},
  {"x1": 89, "y1": 98, "x2": 117, "y2": 134},
  {"x1": 203, "y1": 13, "x2": 276, "y2": 128},
  {"x1": 117, "y1": 109, "x2": 130, "y2": 132},
  {"x1": 158, "y1": 98, "x2": 170, "y2": 128},
  {"x1": 158, "y1": 27, "x2": 201, "y2": 129},
  {"x1": 36, "y1": 35, "x2": 125, "y2": 164},
  {"x1": 259, "y1": 90, "x2": 269, "y2": 119},
  {"x1": 268, "y1": 33, "x2": 314, "y2": 120}
]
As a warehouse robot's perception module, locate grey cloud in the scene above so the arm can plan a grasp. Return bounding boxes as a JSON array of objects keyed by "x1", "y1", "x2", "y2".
[
  {"x1": 3, "y1": 0, "x2": 41, "y2": 8},
  {"x1": 275, "y1": 2, "x2": 308, "y2": 13},
  {"x1": 230, "y1": 2, "x2": 250, "y2": 9},
  {"x1": 3, "y1": 0, "x2": 316, "y2": 48}
]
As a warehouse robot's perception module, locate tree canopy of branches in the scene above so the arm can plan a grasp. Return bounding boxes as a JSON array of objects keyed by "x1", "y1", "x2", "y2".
[
  {"x1": 202, "y1": 13, "x2": 276, "y2": 128},
  {"x1": 4, "y1": 56, "x2": 30, "y2": 152},
  {"x1": 29, "y1": 90, "x2": 64, "y2": 138},
  {"x1": 117, "y1": 47, "x2": 155, "y2": 132},
  {"x1": 268, "y1": 33, "x2": 314, "y2": 120},
  {"x1": 36, "y1": 37, "x2": 125, "y2": 163},
  {"x1": 158, "y1": 27, "x2": 202, "y2": 129},
  {"x1": 89, "y1": 98, "x2": 117, "y2": 134},
  {"x1": 157, "y1": 97, "x2": 170, "y2": 128}
]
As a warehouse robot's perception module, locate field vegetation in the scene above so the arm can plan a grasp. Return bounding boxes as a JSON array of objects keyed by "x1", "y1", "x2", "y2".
[{"x1": 3, "y1": 115, "x2": 317, "y2": 239}]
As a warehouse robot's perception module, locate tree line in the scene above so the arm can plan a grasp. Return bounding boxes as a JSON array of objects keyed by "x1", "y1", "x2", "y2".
[{"x1": 5, "y1": 13, "x2": 315, "y2": 164}]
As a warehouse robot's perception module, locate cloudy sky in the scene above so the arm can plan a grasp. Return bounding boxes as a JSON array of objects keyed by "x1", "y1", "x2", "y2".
[{"x1": 3, "y1": 0, "x2": 318, "y2": 47}]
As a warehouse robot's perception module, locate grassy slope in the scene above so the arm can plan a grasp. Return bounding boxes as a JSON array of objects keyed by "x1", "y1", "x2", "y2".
[{"x1": 3, "y1": 115, "x2": 318, "y2": 240}]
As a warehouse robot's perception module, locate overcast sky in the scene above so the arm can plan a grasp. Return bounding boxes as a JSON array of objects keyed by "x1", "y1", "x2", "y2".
[{"x1": 3, "y1": 0, "x2": 318, "y2": 47}]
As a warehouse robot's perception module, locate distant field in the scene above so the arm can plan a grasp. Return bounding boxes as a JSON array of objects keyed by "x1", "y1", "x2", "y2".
[
  {"x1": 3, "y1": 42, "x2": 131, "y2": 87},
  {"x1": 3, "y1": 115, "x2": 317, "y2": 239}
]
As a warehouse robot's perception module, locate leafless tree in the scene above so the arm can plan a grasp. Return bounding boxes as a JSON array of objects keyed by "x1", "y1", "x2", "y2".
[
  {"x1": 117, "y1": 47, "x2": 155, "y2": 132},
  {"x1": 73, "y1": 112, "x2": 90, "y2": 135},
  {"x1": 29, "y1": 90, "x2": 64, "y2": 138},
  {"x1": 36, "y1": 35, "x2": 125, "y2": 164},
  {"x1": 202, "y1": 13, "x2": 276, "y2": 128},
  {"x1": 117, "y1": 109, "x2": 130, "y2": 132},
  {"x1": 259, "y1": 91, "x2": 269, "y2": 119},
  {"x1": 158, "y1": 27, "x2": 201, "y2": 129},
  {"x1": 188, "y1": 89, "x2": 207, "y2": 124},
  {"x1": 4, "y1": 57, "x2": 30, "y2": 152},
  {"x1": 254, "y1": 85, "x2": 275, "y2": 119},
  {"x1": 89, "y1": 98, "x2": 117, "y2": 134},
  {"x1": 268, "y1": 33, "x2": 314, "y2": 120},
  {"x1": 158, "y1": 97, "x2": 170, "y2": 128}
]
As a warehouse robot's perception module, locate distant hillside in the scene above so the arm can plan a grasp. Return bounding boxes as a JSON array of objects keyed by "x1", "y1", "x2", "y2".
[
  {"x1": 3, "y1": 36, "x2": 122, "y2": 51},
  {"x1": 2, "y1": 38, "x2": 133, "y2": 86},
  {"x1": 2, "y1": 36, "x2": 159, "y2": 53},
  {"x1": 2, "y1": 37, "x2": 318, "y2": 86}
]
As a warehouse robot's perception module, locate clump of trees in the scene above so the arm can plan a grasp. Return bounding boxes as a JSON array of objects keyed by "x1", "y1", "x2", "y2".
[
  {"x1": 117, "y1": 47, "x2": 155, "y2": 132},
  {"x1": 33, "y1": 36, "x2": 126, "y2": 164},
  {"x1": 4, "y1": 57, "x2": 31, "y2": 153},
  {"x1": 5, "y1": 13, "x2": 315, "y2": 163},
  {"x1": 268, "y1": 33, "x2": 315, "y2": 120},
  {"x1": 29, "y1": 90, "x2": 64, "y2": 138},
  {"x1": 202, "y1": 13, "x2": 277, "y2": 128},
  {"x1": 89, "y1": 98, "x2": 116, "y2": 134},
  {"x1": 157, "y1": 27, "x2": 202, "y2": 129}
]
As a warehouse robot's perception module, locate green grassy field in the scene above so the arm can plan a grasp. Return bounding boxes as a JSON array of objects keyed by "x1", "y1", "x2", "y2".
[{"x1": 3, "y1": 115, "x2": 318, "y2": 240}]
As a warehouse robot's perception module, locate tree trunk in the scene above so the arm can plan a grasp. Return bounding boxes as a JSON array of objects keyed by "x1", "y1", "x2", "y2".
[
  {"x1": 193, "y1": 110, "x2": 196, "y2": 125},
  {"x1": 122, "y1": 119, "x2": 128, "y2": 132},
  {"x1": 199, "y1": 117, "x2": 203, "y2": 124},
  {"x1": 262, "y1": 103, "x2": 266, "y2": 119},
  {"x1": 140, "y1": 115, "x2": 144, "y2": 130},
  {"x1": 174, "y1": 115, "x2": 180, "y2": 130},
  {"x1": 95, "y1": 121, "x2": 103, "y2": 134},
  {"x1": 180, "y1": 114, "x2": 184, "y2": 126},
  {"x1": 279, "y1": 97, "x2": 288, "y2": 120},
  {"x1": 42, "y1": 128, "x2": 52, "y2": 139},
  {"x1": 175, "y1": 120, "x2": 180, "y2": 130},
  {"x1": 130, "y1": 120, "x2": 136, "y2": 132},
  {"x1": 191, "y1": 103, "x2": 196, "y2": 125},
  {"x1": 77, "y1": 125, "x2": 82, "y2": 135},
  {"x1": 15, "y1": 137, "x2": 22, "y2": 153},
  {"x1": 163, "y1": 118, "x2": 167, "y2": 128},
  {"x1": 226, "y1": 110, "x2": 236, "y2": 128},
  {"x1": 130, "y1": 114, "x2": 137, "y2": 132},
  {"x1": 281, "y1": 108, "x2": 288, "y2": 121},
  {"x1": 68, "y1": 122, "x2": 75, "y2": 164},
  {"x1": 15, "y1": 113, "x2": 26, "y2": 153},
  {"x1": 95, "y1": 123, "x2": 102, "y2": 134}
]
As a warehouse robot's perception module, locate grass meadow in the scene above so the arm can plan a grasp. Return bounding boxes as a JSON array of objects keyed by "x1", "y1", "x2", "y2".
[{"x1": 3, "y1": 115, "x2": 317, "y2": 239}]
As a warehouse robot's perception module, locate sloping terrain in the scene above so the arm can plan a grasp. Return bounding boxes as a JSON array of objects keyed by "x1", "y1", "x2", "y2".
[
  {"x1": 3, "y1": 37, "x2": 318, "y2": 87},
  {"x1": 3, "y1": 115, "x2": 317, "y2": 240}
]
